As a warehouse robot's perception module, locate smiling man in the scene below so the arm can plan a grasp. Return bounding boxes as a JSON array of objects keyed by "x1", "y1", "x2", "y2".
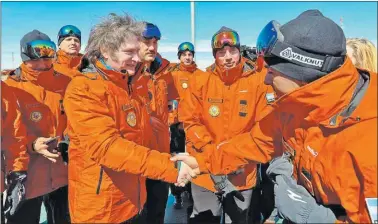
[
  {"x1": 63, "y1": 14, "x2": 195, "y2": 223},
  {"x1": 179, "y1": 26, "x2": 274, "y2": 223}
]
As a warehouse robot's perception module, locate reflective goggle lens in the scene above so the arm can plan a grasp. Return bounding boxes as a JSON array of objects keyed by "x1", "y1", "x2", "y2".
[
  {"x1": 178, "y1": 42, "x2": 194, "y2": 52},
  {"x1": 212, "y1": 31, "x2": 240, "y2": 49},
  {"x1": 256, "y1": 20, "x2": 281, "y2": 57},
  {"x1": 58, "y1": 25, "x2": 81, "y2": 39},
  {"x1": 23, "y1": 40, "x2": 56, "y2": 60},
  {"x1": 143, "y1": 24, "x2": 161, "y2": 40}
]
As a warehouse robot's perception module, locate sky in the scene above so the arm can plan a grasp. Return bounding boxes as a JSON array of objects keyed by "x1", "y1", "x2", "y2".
[{"x1": 1, "y1": 1, "x2": 377, "y2": 70}]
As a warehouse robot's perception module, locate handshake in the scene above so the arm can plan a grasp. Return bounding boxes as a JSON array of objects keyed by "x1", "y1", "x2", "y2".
[{"x1": 170, "y1": 153, "x2": 200, "y2": 187}]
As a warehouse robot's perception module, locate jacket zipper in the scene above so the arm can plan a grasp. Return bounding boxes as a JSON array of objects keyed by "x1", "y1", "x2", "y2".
[{"x1": 96, "y1": 167, "x2": 104, "y2": 195}]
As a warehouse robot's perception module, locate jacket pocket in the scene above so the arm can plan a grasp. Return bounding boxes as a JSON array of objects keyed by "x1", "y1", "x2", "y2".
[{"x1": 96, "y1": 167, "x2": 104, "y2": 195}]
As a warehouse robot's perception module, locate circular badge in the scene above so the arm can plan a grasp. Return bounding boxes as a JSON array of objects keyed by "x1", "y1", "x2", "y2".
[
  {"x1": 208, "y1": 105, "x2": 220, "y2": 117},
  {"x1": 30, "y1": 111, "x2": 42, "y2": 122},
  {"x1": 182, "y1": 82, "x2": 188, "y2": 89},
  {"x1": 126, "y1": 111, "x2": 137, "y2": 127}
]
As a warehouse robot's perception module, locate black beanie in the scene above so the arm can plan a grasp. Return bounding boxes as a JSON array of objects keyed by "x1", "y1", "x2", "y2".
[{"x1": 267, "y1": 9, "x2": 346, "y2": 83}]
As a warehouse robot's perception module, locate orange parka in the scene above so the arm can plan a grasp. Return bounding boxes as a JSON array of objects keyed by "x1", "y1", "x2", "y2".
[
  {"x1": 194, "y1": 58, "x2": 377, "y2": 223},
  {"x1": 142, "y1": 55, "x2": 179, "y2": 153},
  {"x1": 4, "y1": 64, "x2": 68, "y2": 199},
  {"x1": 181, "y1": 57, "x2": 274, "y2": 192},
  {"x1": 170, "y1": 62, "x2": 206, "y2": 125},
  {"x1": 63, "y1": 60, "x2": 179, "y2": 223}
]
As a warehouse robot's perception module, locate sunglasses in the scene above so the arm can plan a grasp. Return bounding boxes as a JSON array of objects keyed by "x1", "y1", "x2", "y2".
[
  {"x1": 178, "y1": 42, "x2": 194, "y2": 52},
  {"x1": 22, "y1": 40, "x2": 56, "y2": 60},
  {"x1": 211, "y1": 31, "x2": 240, "y2": 49},
  {"x1": 58, "y1": 25, "x2": 81, "y2": 39}
]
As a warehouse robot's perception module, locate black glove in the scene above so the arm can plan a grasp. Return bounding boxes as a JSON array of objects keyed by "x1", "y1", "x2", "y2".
[
  {"x1": 58, "y1": 135, "x2": 69, "y2": 164},
  {"x1": 4, "y1": 171, "x2": 27, "y2": 218}
]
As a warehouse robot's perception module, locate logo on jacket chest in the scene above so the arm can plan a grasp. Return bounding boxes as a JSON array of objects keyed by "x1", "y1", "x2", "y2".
[
  {"x1": 122, "y1": 104, "x2": 137, "y2": 127},
  {"x1": 126, "y1": 111, "x2": 137, "y2": 127},
  {"x1": 30, "y1": 111, "x2": 42, "y2": 122},
  {"x1": 180, "y1": 78, "x2": 189, "y2": 89},
  {"x1": 209, "y1": 105, "x2": 220, "y2": 117}
]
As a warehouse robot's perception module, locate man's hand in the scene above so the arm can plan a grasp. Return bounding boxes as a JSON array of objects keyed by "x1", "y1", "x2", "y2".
[
  {"x1": 273, "y1": 175, "x2": 337, "y2": 223},
  {"x1": 170, "y1": 153, "x2": 199, "y2": 170},
  {"x1": 266, "y1": 153, "x2": 293, "y2": 180},
  {"x1": 32, "y1": 137, "x2": 60, "y2": 163},
  {"x1": 175, "y1": 161, "x2": 199, "y2": 187},
  {"x1": 171, "y1": 153, "x2": 200, "y2": 187}
]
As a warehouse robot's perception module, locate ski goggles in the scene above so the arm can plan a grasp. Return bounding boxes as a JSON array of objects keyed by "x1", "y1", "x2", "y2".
[
  {"x1": 142, "y1": 23, "x2": 161, "y2": 40},
  {"x1": 256, "y1": 20, "x2": 344, "y2": 72},
  {"x1": 178, "y1": 42, "x2": 195, "y2": 52},
  {"x1": 58, "y1": 25, "x2": 81, "y2": 39},
  {"x1": 211, "y1": 31, "x2": 240, "y2": 49},
  {"x1": 21, "y1": 40, "x2": 56, "y2": 60}
]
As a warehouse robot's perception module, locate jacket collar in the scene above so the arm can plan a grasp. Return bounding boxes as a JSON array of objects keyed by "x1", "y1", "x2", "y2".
[
  {"x1": 55, "y1": 50, "x2": 83, "y2": 69},
  {"x1": 272, "y1": 57, "x2": 372, "y2": 127},
  {"x1": 206, "y1": 57, "x2": 255, "y2": 85},
  {"x1": 179, "y1": 62, "x2": 197, "y2": 73}
]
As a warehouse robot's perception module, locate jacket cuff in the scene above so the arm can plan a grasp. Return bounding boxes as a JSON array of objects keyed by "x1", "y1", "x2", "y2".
[{"x1": 192, "y1": 153, "x2": 209, "y2": 174}]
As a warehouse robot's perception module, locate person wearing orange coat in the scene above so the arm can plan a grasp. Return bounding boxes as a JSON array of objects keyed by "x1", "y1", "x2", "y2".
[
  {"x1": 63, "y1": 14, "x2": 196, "y2": 224},
  {"x1": 179, "y1": 27, "x2": 274, "y2": 223},
  {"x1": 138, "y1": 22, "x2": 179, "y2": 224},
  {"x1": 169, "y1": 42, "x2": 206, "y2": 209},
  {"x1": 53, "y1": 25, "x2": 83, "y2": 84},
  {"x1": 173, "y1": 10, "x2": 377, "y2": 224},
  {"x1": 4, "y1": 30, "x2": 70, "y2": 223}
]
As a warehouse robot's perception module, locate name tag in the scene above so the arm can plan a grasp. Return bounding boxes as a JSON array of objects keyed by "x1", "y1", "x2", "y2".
[
  {"x1": 208, "y1": 98, "x2": 223, "y2": 104},
  {"x1": 122, "y1": 104, "x2": 134, "y2": 111}
]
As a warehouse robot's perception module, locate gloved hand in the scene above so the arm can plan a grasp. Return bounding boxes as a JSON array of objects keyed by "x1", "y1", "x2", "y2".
[
  {"x1": 273, "y1": 173, "x2": 337, "y2": 223},
  {"x1": 211, "y1": 175, "x2": 246, "y2": 223},
  {"x1": 266, "y1": 153, "x2": 293, "y2": 180},
  {"x1": 211, "y1": 175, "x2": 245, "y2": 202},
  {"x1": 4, "y1": 171, "x2": 27, "y2": 218}
]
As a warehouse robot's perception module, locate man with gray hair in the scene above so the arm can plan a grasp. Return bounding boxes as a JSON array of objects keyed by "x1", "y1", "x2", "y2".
[{"x1": 63, "y1": 13, "x2": 198, "y2": 223}]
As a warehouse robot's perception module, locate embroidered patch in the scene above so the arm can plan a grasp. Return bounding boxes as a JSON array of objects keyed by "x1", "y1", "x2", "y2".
[
  {"x1": 25, "y1": 103, "x2": 40, "y2": 108},
  {"x1": 182, "y1": 82, "x2": 188, "y2": 89},
  {"x1": 208, "y1": 105, "x2": 220, "y2": 117},
  {"x1": 122, "y1": 104, "x2": 134, "y2": 111},
  {"x1": 239, "y1": 100, "x2": 248, "y2": 117},
  {"x1": 30, "y1": 111, "x2": 42, "y2": 122},
  {"x1": 266, "y1": 92, "x2": 275, "y2": 104},
  {"x1": 126, "y1": 111, "x2": 137, "y2": 127},
  {"x1": 208, "y1": 98, "x2": 223, "y2": 104}
]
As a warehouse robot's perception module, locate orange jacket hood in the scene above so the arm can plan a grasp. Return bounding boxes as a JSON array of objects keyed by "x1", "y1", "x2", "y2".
[
  {"x1": 55, "y1": 50, "x2": 83, "y2": 69},
  {"x1": 273, "y1": 57, "x2": 375, "y2": 127}
]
